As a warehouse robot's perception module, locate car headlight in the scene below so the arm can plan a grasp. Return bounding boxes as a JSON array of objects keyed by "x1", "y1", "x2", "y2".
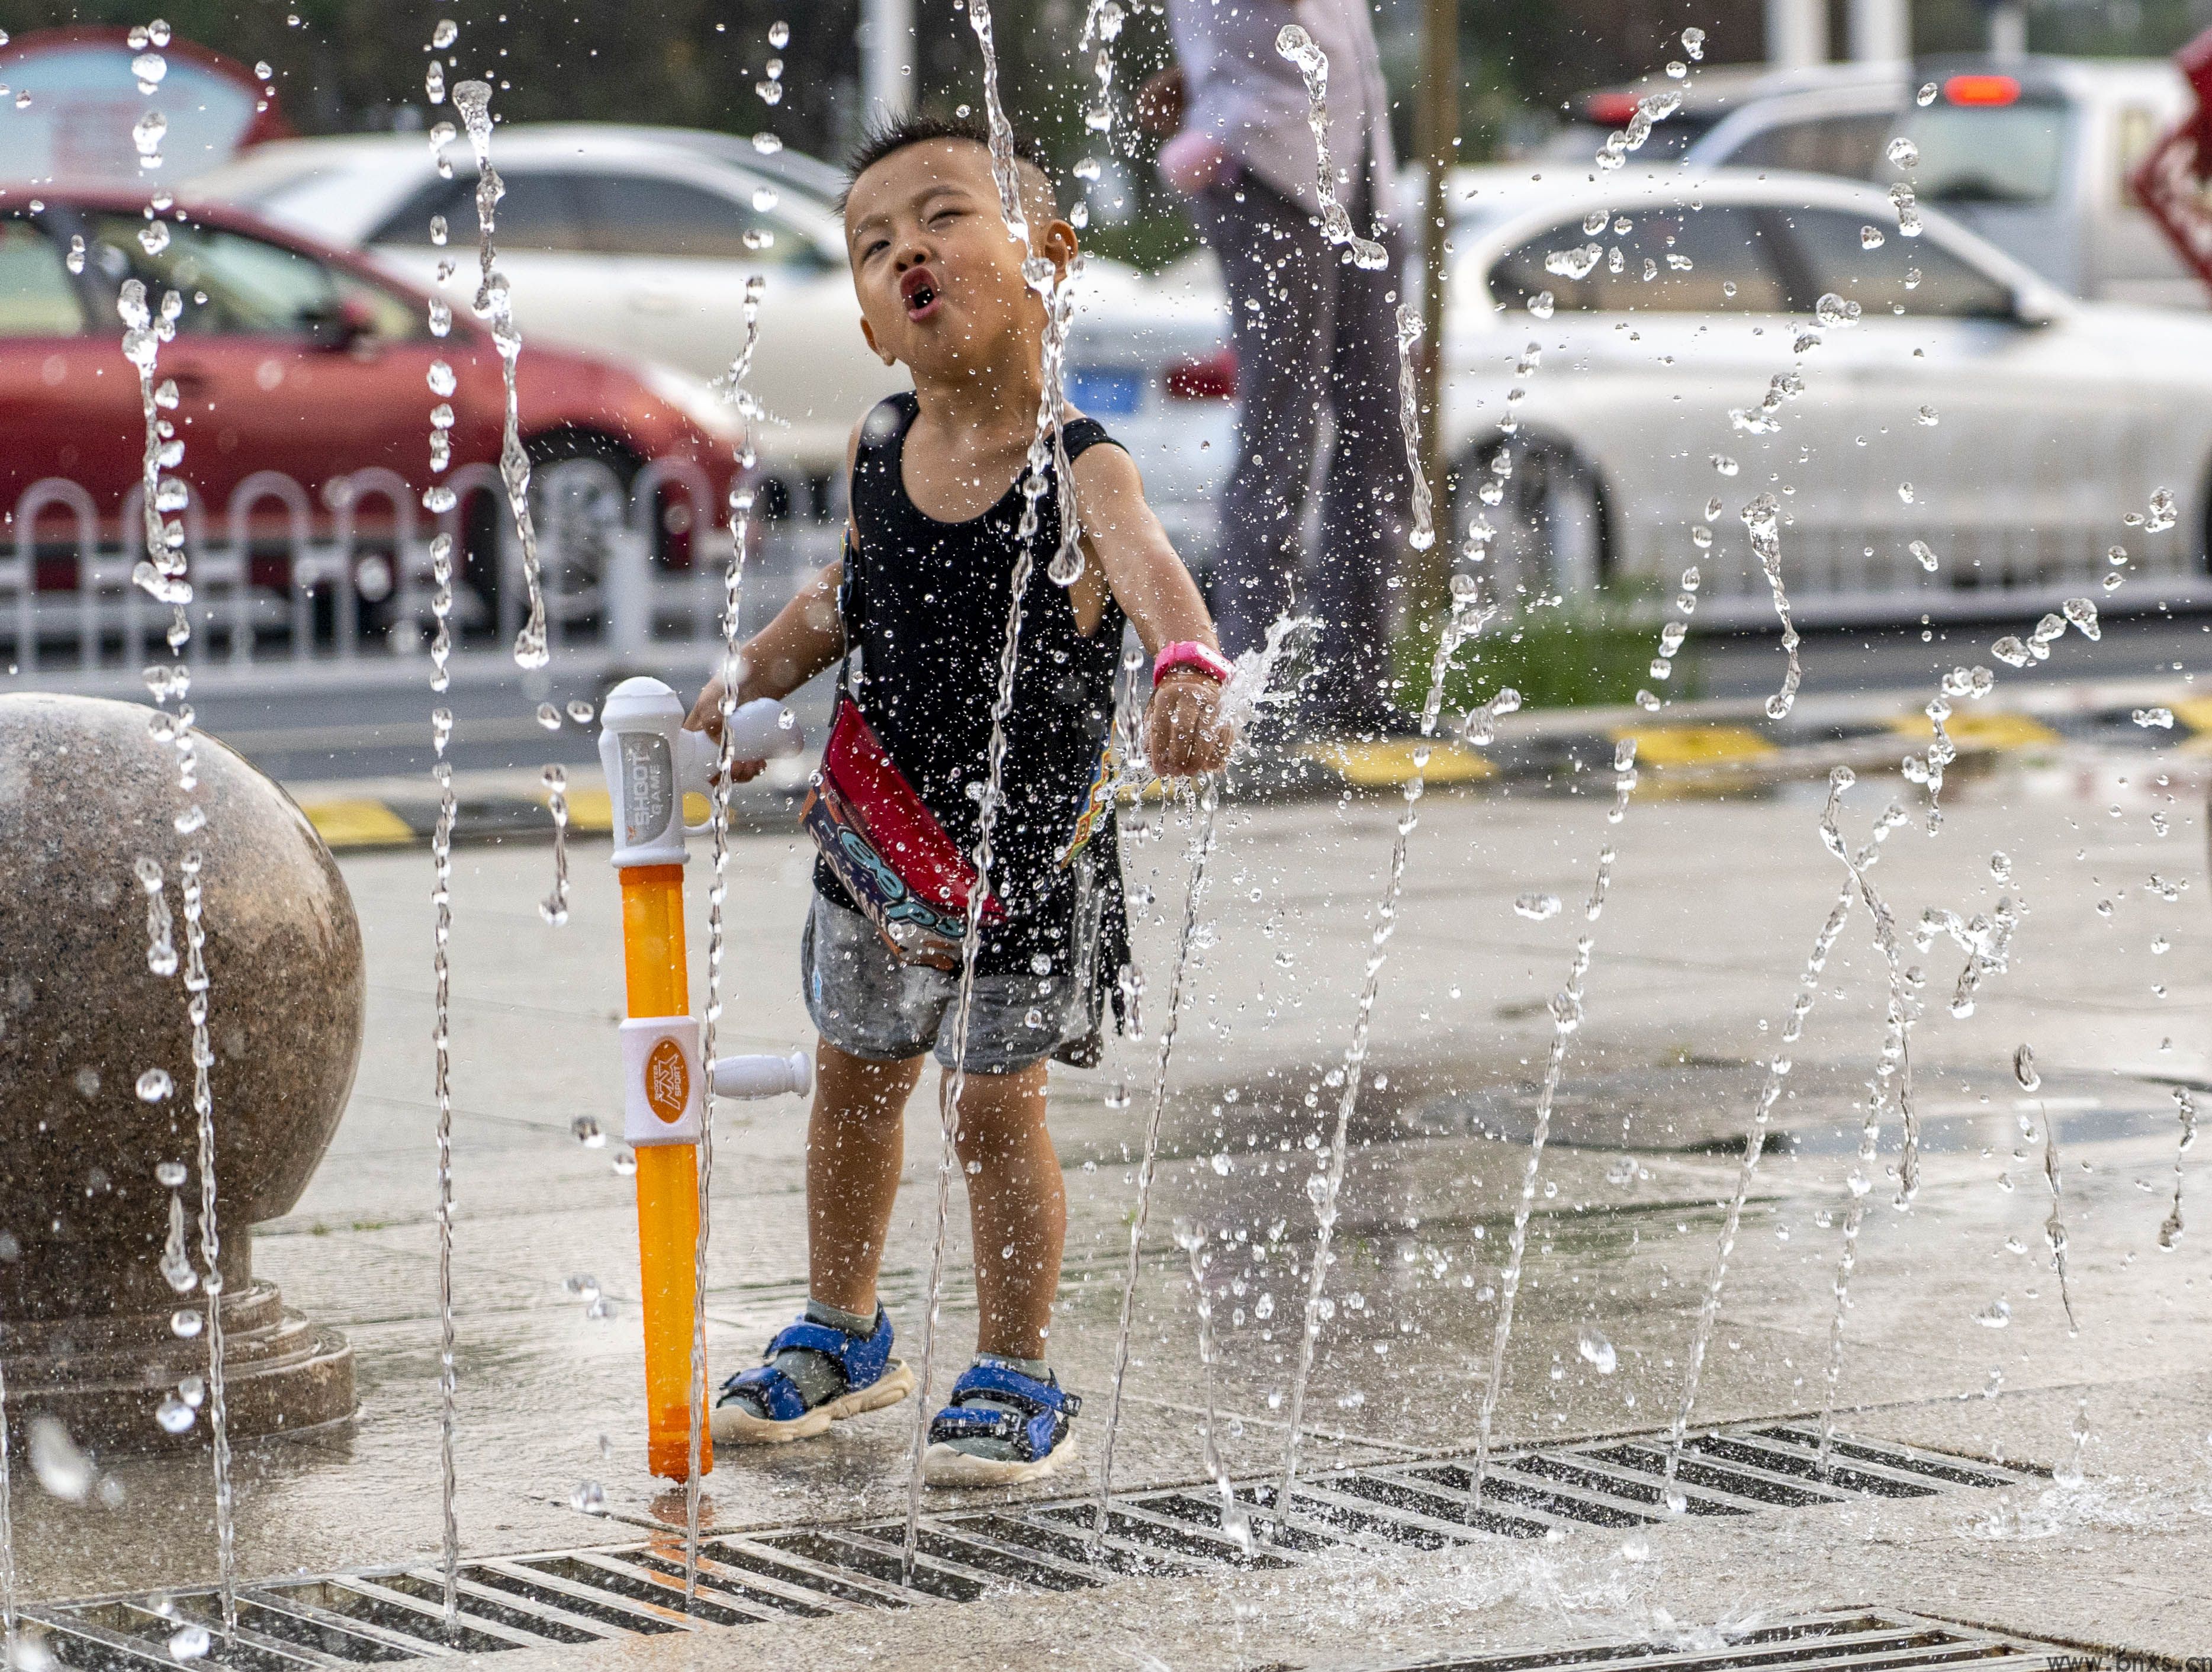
[{"x1": 642, "y1": 365, "x2": 747, "y2": 446}]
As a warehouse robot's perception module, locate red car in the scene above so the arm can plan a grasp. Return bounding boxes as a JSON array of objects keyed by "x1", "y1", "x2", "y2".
[{"x1": 0, "y1": 188, "x2": 744, "y2": 647}]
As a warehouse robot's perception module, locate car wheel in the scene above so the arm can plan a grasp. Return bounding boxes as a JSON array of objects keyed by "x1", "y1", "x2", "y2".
[
  {"x1": 1452, "y1": 435, "x2": 1610, "y2": 603},
  {"x1": 461, "y1": 431, "x2": 640, "y2": 640}
]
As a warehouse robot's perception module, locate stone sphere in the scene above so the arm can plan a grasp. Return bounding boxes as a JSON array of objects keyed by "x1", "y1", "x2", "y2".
[{"x1": 0, "y1": 693, "x2": 365, "y2": 1323}]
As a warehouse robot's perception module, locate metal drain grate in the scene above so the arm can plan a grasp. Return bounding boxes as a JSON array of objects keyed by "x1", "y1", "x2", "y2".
[
  {"x1": 1367, "y1": 1608, "x2": 2066, "y2": 1672},
  {"x1": 27, "y1": 1424, "x2": 2044, "y2": 1664}
]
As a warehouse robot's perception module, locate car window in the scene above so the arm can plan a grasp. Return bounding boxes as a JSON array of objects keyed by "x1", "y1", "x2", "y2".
[
  {"x1": 1726, "y1": 114, "x2": 1892, "y2": 181},
  {"x1": 0, "y1": 218, "x2": 86, "y2": 335},
  {"x1": 1764, "y1": 207, "x2": 2016, "y2": 320},
  {"x1": 88, "y1": 217, "x2": 422, "y2": 339},
  {"x1": 572, "y1": 172, "x2": 821, "y2": 264},
  {"x1": 372, "y1": 171, "x2": 591, "y2": 253},
  {"x1": 1486, "y1": 204, "x2": 1789, "y2": 313},
  {"x1": 1895, "y1": 104, "x2": 2067, "y2": 205},
  {"x1": 1724, "y1": 104, "x2": 2068, "y2": 207}
]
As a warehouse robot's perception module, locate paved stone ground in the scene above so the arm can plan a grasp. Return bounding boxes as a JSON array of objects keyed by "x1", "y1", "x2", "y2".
[{"x1": 14, "y1": 735, "x2": 2209, "y2": 1667}]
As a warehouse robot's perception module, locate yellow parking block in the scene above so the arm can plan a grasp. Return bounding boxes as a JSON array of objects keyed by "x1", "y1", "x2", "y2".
[
  {"x1": 1618, "y1": 725, "x2": 1777, "y2": 767},
  {"x1": 1889, "y1": 710, "x2": 2059, "y2": 750},
  {"x1": 1302, "y1": 738, "x2": 1495, "y2": 787},
  {"x1": 301, "y1": 799, "x2": 415, "y2": 850},
  {"x1": 565, "y1": 787, "x2": 714, "y2": 831},
  {"x1": 2169, "y1": 697, "x2": 2212, "y2": 734}
]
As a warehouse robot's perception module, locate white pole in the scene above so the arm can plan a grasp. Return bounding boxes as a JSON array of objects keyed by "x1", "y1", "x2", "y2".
[
  {"x1": 863, "y1": 0, "x2": 917, "y2": 119},
  {"x1": 1988, "y1": 1, "x2": 2027, "y2": 60},
  {"x1": 1765, "y1": 0, "x2": 1829, "y2": 70},
  {"x1": 1847, "y1": 0, "x2": 1910, "y2": 62}
]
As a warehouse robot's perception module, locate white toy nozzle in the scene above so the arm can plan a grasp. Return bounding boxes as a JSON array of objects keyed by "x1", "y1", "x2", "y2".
[
  {"x1": 599, "y1": 681, "x2": 807, "y2": 866},
  {"x1": 710, "y1": 1049, "x2": 812, "y2": 1101}
]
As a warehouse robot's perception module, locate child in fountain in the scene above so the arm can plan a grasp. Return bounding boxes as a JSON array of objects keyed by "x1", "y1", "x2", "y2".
[{"x1": 684, "y1": 114, "x2": 1233, "y2": 1484}]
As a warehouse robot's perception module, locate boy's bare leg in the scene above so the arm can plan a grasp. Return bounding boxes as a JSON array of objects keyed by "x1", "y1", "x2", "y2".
[
  {"x1": 806, "y1": 1038, "x2": 924, "y2": 1318},
  {"x1": 946, "y1": 1060, "x2": 1065, "y2": 1361}
]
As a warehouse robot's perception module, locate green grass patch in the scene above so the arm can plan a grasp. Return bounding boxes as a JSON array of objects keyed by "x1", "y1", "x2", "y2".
[{"x1": 1393, "y1": 590, "x2": 1701, "y2": 712}]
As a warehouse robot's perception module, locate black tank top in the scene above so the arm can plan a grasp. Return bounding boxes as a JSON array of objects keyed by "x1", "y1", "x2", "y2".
[{"x1": 817, "y1": 393, "x2": 1131, "y2": 988}]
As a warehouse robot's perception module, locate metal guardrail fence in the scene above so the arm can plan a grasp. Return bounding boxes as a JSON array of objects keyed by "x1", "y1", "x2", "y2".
[{"x1": 1, "y1": 460, "x2": 845, "y2": 686}]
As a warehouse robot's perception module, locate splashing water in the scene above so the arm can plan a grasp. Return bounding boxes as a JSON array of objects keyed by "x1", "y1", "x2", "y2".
[
  {"x1": 451, "y1": 81, "x2": 549, "y2": 670},
  {"x1": 2158, "y1": 1086, "x2": 2196, "y2": 1251},
  {"x1": 1279, "y1": 584, "x2": 1491, "y2": 1519},
  {"x1": 1466, "y1": 725, "x2": 1645, "y2": 1504},
  {"x1": 539, "y1": 767, "x2": 570, "y2": 927},
  {"x1": 1391, "y1": 306, "x2": 1435, "y2": 552},
  {"x1": 898, "y1": 1, "x2": 1100, "y2": 1576},
  {"x1": 686, "y1": 272, "x2": 765, "y2": 1608},
  {"x1": 121, "y1": 281, "x2": 190, "y2": 642},
  {"x1": 2040, "y1": 1087, "x2": 2079, "y2": 1333},
  {"x1": 1274, "y1": 27, "x2": 1388, "y2": 271},
  {"x1": 1811, "y1": 801, "x2": 1925, "y2": 1471},
  {"x1": 899, "y1": 441, "x2": 1046, "y2": 1586},
  {"x1": 1077, "y1": 0, "x2": 1125, "y2": 143},
  {"x1": 963, "y1": 0, "x2": 1084, "y2": 589},
  {"x1": 1832, "y1": 795, "x2": 1925, "y2": 1210},
  {"x1": 429, "y1": 745, "x2": 459, "y2": 1629},
  {"x1": 137, "y1": 857, "x2": 178, "y2": 976},
  {"x1": 175, "y1": 853, "x2": 237, "y2": 1634},
  {"x1": 1594, "y1": 86, "x2": 1685, "y2": 172},
  {"x1": 1661, "y1": 770, "x2": 1861, "y2": 1507},
  {"x1": 1741, "y1": 494, "x2": 1802, "y2": 719},
  {"x1": 1176, "y1": 1220, "x2": 1253, "y2": 1554},
  {"x1": 1088, "y1": 776, "x2": 1218, "y2": 1554}
]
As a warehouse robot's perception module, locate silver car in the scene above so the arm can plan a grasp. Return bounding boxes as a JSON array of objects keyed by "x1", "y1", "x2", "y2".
[
  {"x1": 1441, "y1": 166, "x2": 2212, "y2": 625},
  {"x1": 1681, "y1": 56, "x2": 2200, "y2": 308}
]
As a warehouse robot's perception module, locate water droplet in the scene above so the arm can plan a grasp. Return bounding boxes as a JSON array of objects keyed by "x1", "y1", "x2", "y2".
[
  {"x1": 432, "y1": 19, "x2": 458, "y2": 47},
  {"x1": 611, "y1": 1147, "x2": 637, "y2": 1176},
  {"x1": 1886, "y1": 136, "x2": 1919, "y2": 168},
  {"x1": 752, "y1": 132, "x2": 784, "y2": 154},
  {"x1": 769, "y1": 19, "x2": 791, "y2": 47},
  {"x1": 166, "y1": 1623, "x2": 210, "y2": 1661},
  {"x1": 1896, "y1": 482, "x2": 1914, "y2": 504},
  {"x1": 564, "y1": 1274, "x2": 601, "y2": 1303},
  {"x1": 1860, "y1": 224, "x2": 1884, "y2": 250},
  {"x1": 571, "y1": 1480, "x2": 606, "y2": 1515},
  {"x1": 137, "y1": 1068, "x2": 174, "y2": 1103},
  {"x1": 1973, "y1": 1298, "x2": 2011, "y2": 1328},
  {"x1": 1915, "y1": 405, "x2": 1938, "y2": 426},
  {"x1": 536, "y1": 702, "x2": 561, "y2": 731},
  {"x1": 156, "y1": 1160, "x2": 188, "y2": 1189},
  {"x1": 1619, "y1": 1531, "x2": 1650, "y2": 1560},
  {"x1": 1917, "y1": 81, "x2": 1937, "y2": 105},
  {"x1": 170, "y1": 1308, "x2": 202, "y2": 1339},
  {"x1": 2013, "y1": 1044, "x2": 2039, "y2": 1091},
  {"x1": 1681, "y1": 25, "x2": 1705, "y2": 58},
  {"x1": 1577, "y1": 1326, "x2": 1617, "y2": 1374},
  {"x1": 1814, "y1": 292, "x2": 1861, "y2": 327},
  {"x1": 28, "y1": 1417, "x2": 94, "y2": 1501},
  {"x1": 1710, "y1": 455, "x2": 1738, "y2": 477},
  {"x1": 2061, "y1": 596, "x2": 2100, "y2": 640},
  {"x1": 1514, "y1": 892, "x2": 1562, "y2": 921},
  {"x1": 1909, "y1": 540, "x2": 1938, "y2": 571},
  {"x1": 131, "y1": 52, "x2": 168, "y2": 91},
  {"x1": 427, "y1": 360, "x2": 456, "y2": 397},
  {"x1": 571, "y1": 1114, "x2": 605, "y2": 1149},
  {"x1": 2133, "y1": 708, "x2": 2174, "y2": 729}
]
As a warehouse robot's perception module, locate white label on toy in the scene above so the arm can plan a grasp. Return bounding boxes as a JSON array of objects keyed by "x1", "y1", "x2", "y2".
[{"x1": 620, "y1": 1015, "x2": 701, "y2": 1146}]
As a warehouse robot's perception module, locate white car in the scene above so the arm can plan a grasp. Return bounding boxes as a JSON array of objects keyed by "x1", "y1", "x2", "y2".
[
  {"x1": 1681, "y1": 56, "x2": 2201, "y2": 308},
  {"x1": 186, "y1": 126, "x2": 1235, "y2": 568},
  {"x1": 1438, "y1": 166, "x2": 2212, "y2": 625}
]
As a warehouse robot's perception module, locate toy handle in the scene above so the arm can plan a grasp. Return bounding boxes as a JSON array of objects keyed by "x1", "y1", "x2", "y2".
[{"x1": 680, "y1": 699, "x2": 805, "y2": 832}]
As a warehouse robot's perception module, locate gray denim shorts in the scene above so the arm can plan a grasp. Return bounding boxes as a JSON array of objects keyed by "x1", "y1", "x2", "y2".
[{"x1": 800, "y1": 893, "x2": 1086, "y2": 1075}]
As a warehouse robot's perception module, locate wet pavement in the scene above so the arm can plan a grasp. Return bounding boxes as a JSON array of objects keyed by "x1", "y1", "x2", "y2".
[{"x1": 13, "y1": 736, "x2": 2210, "y2": 1665}]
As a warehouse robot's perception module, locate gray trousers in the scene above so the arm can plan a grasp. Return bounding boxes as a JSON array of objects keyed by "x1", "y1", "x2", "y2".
[{"x1": 1192, "y1": 172, "x2": 1407, "y2": 726}]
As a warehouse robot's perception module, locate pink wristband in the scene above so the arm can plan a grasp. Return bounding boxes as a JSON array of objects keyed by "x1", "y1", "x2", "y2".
[{"x1": 1152, "y1": 641, "x2": 1234, "y2": 690}]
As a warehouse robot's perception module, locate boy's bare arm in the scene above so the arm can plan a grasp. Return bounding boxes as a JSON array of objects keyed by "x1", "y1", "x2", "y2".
[
  {"x1": 682, "y1": 561, "x2": 845, "y2": 776},
  {"x1": 1072, "y1": 444, "x2": 1232, "y2": 777}
]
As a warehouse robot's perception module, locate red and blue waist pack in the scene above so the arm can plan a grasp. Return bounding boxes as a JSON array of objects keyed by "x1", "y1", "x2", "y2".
[{"x1": 802, "y1": 694, "x2": 1004, "y2": 970}]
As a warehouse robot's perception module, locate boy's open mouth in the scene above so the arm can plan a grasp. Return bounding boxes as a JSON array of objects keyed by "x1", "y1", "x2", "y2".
[{"x1": 900, "y1": 265, "x2": 941, "y2": 320}]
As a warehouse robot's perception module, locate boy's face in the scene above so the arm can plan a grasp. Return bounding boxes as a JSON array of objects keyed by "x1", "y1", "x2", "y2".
[{"x1": 843, "y1": 139, "x2": 1066, "y2": 384}]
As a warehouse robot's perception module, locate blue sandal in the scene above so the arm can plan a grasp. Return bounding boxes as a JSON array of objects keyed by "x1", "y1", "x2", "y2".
[
  {"x1": 712, "y1": 1306, "x2": 915, "y2": 1445},
  {"x1": 922, "y1": 1359, "x2": 1081, "y2": 1486}
]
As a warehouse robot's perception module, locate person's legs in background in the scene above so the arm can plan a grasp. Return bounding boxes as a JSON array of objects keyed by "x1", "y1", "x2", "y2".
[
  {"x1": 1192, "y1": 176, "x2": 1336, "y2": 663},
  {"x1": 1311, "y1": 209, "x2": 1410, "y2": 734}
]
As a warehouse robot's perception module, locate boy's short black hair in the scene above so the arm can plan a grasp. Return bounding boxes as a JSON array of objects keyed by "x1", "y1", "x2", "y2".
[{"x1": 838, "y1": 112, "x2": 1053, "y2": 214}]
